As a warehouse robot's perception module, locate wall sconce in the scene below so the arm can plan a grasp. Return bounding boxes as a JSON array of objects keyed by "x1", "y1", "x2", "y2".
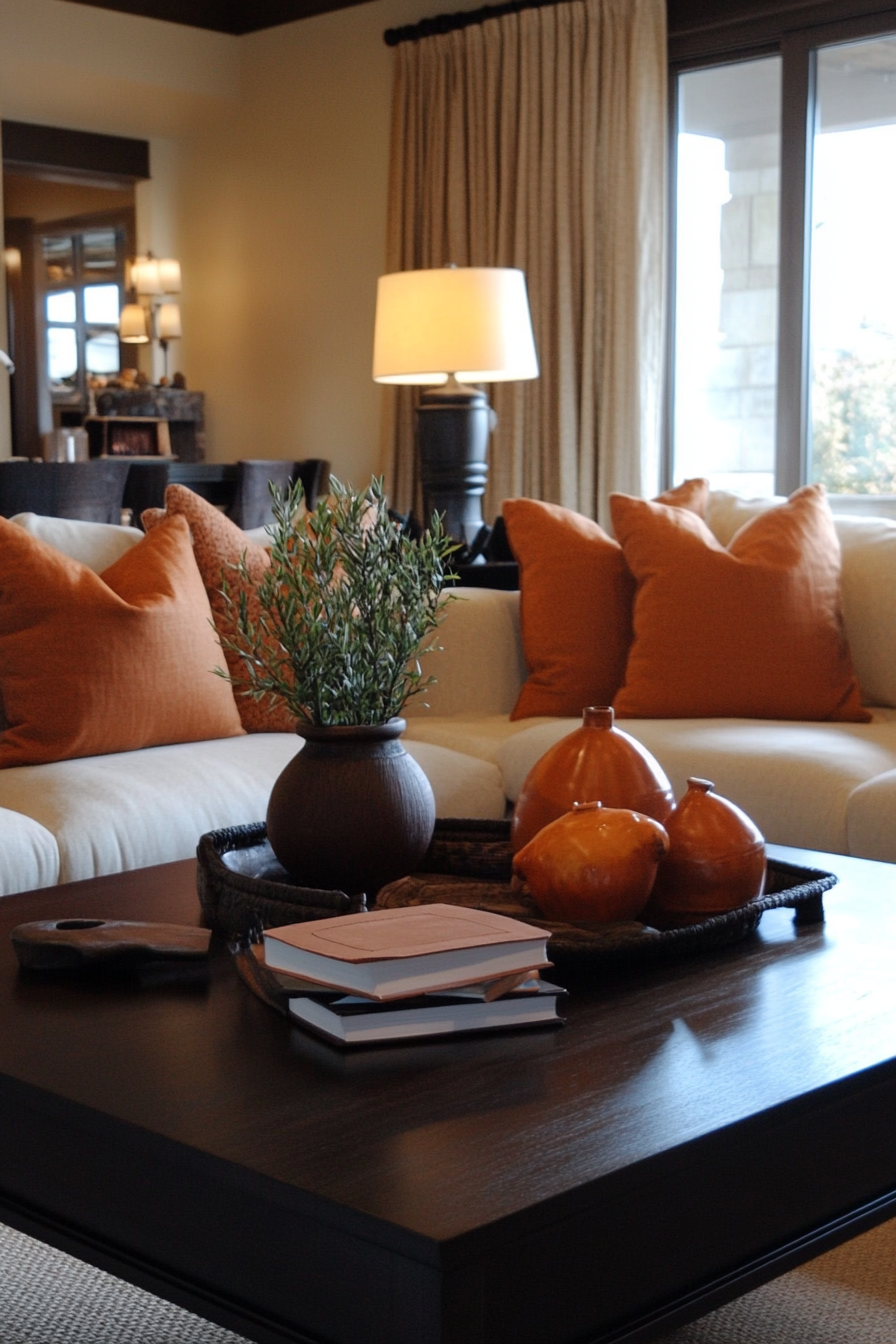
[
  {"x1": 129, "y1": 254, "x2": 182, "y2": 297},
  {"x1": 120, "y1": 253, "x2": 183, "y2": 377},
  {"x1": 373, "y1": 266, "x2": 538, "y2": 553}
]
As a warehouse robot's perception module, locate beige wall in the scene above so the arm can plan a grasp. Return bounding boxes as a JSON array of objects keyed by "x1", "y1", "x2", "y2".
[
  {"x1": 2, "y1": 174, "x2": 133, "y2": 224},
  {"x1": 0, "y1": 0, "x2": 435, "y2": 480},
  {"x1": 221, "y1": 0, "x2": 433, "y2": 482}
]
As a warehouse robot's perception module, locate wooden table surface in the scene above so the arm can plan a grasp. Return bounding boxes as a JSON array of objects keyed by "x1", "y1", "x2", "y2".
[{"x1": 0, "y1": 845, "x2": 894, "y2": 1344}]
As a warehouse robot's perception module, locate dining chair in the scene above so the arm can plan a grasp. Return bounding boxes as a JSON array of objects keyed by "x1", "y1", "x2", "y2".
[
  {"x1": 123, "y1": 461, "x2": 171, "y2": 528},
  {"x1": 228, "y1": 459, "x2": 331, "y2": 531},
  {"x1": 0, "y1": 460, "x2": 131, "y2": 524}
]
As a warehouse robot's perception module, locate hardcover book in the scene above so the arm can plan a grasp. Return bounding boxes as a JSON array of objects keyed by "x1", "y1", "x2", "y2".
[
  {"x1": 264, "y1": 904, "x2": 551, "y2": 1001},
  {"x1": 288, "y1": 979, "x2": 566, "y2": 1046}
]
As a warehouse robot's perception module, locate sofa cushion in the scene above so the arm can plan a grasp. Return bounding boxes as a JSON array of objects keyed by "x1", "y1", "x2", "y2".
[
  {"x1": 10, "y1": 511, "x2": 144, "y2": 571},
  {"x1": 143, "y1": 485, "x2": 297, "y2": 734},
  {"x1": 495, "y1": 714, "x2": 896, "y2": 855},
  {"x1": 503, "y1": 479, "x2": 709, "y2": 721},
  {"x1": 0, "y1": 806, "x2": 60, "y2": 895},
  {"x1": 503, "y1": 499, "x2": 635, "y2": 719},
  {"x1": 0, "y1": 514, "x2": 244, "y2": 768},
  {"x1": 0, "y1": 736, "x2": 304, "y2": 883},
  {"x1": 406, "y1": 740, "x2": 506, "y2": 821},
  {"x1": 704, "y1": 491, "x2": 785, "y2": 547},
  {"x1": 833, "y1": 516, "x2": 896, "y2": 709},
  {"x1": 845, "y1": 767, "x2": 896, "y2": 862},
  {"x1": 406, "y1": 587, "x2": 527, "y2": 719},
  {"x1": 0, "y1": 734, "x2": 505, "y2": 885},
  {"x1": 706, "y1": 492, "x2": 896, "y2": 709},
  {"x1": 611, "y1": 485, "x2": 868, "y2": 722},
  {"x1": 404, "y1": 713, "x2": 547, "y2": 763}
]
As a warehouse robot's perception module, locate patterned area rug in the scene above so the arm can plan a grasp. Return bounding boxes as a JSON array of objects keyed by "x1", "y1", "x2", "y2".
[{"x1": 1, "y1": 1215, "x2": 894, "y2": 1343}]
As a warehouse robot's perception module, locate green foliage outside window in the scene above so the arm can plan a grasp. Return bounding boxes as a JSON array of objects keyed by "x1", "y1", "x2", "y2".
[{"x1": 812, "y1": 349, "x2": 896, "y2": 494}]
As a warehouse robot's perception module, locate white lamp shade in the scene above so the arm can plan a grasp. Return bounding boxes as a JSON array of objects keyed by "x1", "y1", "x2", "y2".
[
  {"x1": 130, "y1": 255, "x2": 181, "y2": 295},
  {"x1": 130, "y1": 256, "x2": 161, "y2": 295},
  {"x1": 157, "y1": 302, "x2": 182, "y2": 339},
  {"x1": 158, "y1": 258, "x2": 182, "y2": 294},
  {"x1": 372, "y1": 267, "x2": 539, "y2": 385},
  {"x1": 119, "y1": 303, "x2": 150, "y2": 343}
]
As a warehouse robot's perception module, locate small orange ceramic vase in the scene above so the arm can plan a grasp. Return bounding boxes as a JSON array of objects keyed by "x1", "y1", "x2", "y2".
[
  {"x1": 511, "y1": 707, "x2": 674, "y2": 852},
  {"x1": 646, "y1": 777, "x2": 766, "y2": 925},
  {"x1": 513, "y1": 801, "x2": 670, "y2": 923}
]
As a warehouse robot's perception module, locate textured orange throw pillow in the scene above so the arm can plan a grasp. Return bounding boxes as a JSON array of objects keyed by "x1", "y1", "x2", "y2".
[
  {"x1": 143, "y1": 486, "x2": 297, "y2": 733},
  {"x1": 0, "y1": 514, "x2": 244, "y2": 768},
  {"x1": 610, "y1": 483, "x2": 869, "y2": 722},
  {"x1": 504, "y1": 479, "x2": 709, "y2": 720}
]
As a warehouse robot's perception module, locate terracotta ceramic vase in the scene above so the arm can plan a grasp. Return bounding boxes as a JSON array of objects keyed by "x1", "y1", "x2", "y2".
[
  {"x1": 511, "y1": 707, "x2": 674, "y2": 852},
  {"x1": 266, "y1": 719, "x2": 436, "y2": 898},
  {"x1": 646, "y1": 777, "x2": 766, "y2": 925},
  {"x1": 513, "y1": 801, "x2": 670, "y2": 923}
]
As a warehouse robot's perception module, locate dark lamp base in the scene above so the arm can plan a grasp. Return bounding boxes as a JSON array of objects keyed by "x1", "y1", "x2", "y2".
[{"x1": 416, "y1": 384, "x2": 495, "y2": 547}]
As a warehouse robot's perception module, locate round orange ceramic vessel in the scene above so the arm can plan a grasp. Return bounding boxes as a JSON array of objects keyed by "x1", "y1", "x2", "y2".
[
  {"x1": 513, "y1": 800, "x2": 670, "y2": 923},
  {"x1": 511, "y1": 707, "x2": 674, "y2": 853},
  {"x1": 647, "y1": 777, "x2": 766, "y2": 922}
]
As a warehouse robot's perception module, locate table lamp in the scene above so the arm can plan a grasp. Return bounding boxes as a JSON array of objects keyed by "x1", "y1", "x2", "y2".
[{"x1": 373, "y1": 266, "x2": 538, "y2": 550}]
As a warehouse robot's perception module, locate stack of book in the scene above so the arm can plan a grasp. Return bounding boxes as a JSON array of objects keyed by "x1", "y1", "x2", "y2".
[{"x1": 261, "y1": 903, "x2": 565, "y2": 1047}]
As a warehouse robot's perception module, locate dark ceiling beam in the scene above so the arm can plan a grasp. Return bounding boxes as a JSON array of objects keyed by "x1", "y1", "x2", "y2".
[
  {"x1": 66, "y1": 0, "x2": 883, "y2": 40},
  {"x1": 67, "y1": 0, "x2": 229, "y2": 29},
  {"x1": 59, "y1": 0, "x2": 362, "y2": 34}
]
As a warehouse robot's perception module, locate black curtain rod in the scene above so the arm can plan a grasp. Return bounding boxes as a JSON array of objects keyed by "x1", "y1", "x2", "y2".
[{"x1": 384, "y1": 0, "x2": 567, "y2": 46}]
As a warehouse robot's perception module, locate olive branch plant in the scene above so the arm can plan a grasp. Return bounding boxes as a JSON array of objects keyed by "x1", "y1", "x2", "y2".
[{"x1": 215, "y1": 476, "x2": 457, "y2": 728}]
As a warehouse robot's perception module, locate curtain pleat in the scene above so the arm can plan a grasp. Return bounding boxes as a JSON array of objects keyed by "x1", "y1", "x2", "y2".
[{"x1": 381, "y1": 0, "x2": 666, "y2": 528}]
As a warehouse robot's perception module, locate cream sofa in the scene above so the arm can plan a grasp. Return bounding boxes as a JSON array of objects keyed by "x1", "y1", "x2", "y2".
[
  {"x1": 0, "y1": 513, "x2": 507, "y2": 897},
  {"x1": 3, "y1": 493, "x2": 896, "y2": 897},
  {"x1": 403, "y1": 493, "x2": 896, "y2": 866}
]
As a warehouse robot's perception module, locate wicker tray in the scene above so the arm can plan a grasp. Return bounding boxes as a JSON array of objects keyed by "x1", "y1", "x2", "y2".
[
  {"x1": 197, "y1": 819, "x2": 837, "y2": 962},
  {"x1": 197, "y1": 823, "x2": 365, "y2": 937}
]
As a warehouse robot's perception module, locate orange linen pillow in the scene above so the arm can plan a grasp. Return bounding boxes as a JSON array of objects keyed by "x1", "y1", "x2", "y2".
[
  {"x1": 610, "y1": 483, "x2": 869, "y2": 722},
  {"x1": 143, "y1": 485, "x2": 297, "y2": 733},
  {"x1": 504, "y1": 479, "x2": 709, "y2": 720},
  {"x1": 0, "y1": 514, "x2": 244, "y2": 768}
]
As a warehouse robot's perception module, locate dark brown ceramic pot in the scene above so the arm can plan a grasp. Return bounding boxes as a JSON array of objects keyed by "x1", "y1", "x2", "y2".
[
  {"x1": 511, "y1": 707, "x2": 674, "y2": 852},
  {"x1": 646, "y1": 777, "x2": 766, "y2": 926},
  {"x1": 266, "y1": 719, "x2": 436, "y2": 899}
]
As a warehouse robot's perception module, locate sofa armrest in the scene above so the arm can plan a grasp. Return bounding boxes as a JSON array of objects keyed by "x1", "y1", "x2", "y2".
[{"x1": 405, "y1": 587, "x2": 526, "y2": 719}]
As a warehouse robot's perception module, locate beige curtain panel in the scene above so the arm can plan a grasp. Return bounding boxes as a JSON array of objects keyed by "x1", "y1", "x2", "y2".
[{"x1": 381, "y1": 0, "x2": 667, "y2": 528}]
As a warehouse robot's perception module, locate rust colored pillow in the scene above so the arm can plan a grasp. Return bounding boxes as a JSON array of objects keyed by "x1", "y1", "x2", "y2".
[
  {"x1": 504, "y1": 479, "x2": 709, "y2": 720},
  {"x1": 0, "y1": 514, "x2": 244, "y2": 768},
  {"x1": 143, "y1": 485, "x2": 297, "y2": 733},
  {"x1": 610, "y1": 483, "x2": 869, "y2": 722}
]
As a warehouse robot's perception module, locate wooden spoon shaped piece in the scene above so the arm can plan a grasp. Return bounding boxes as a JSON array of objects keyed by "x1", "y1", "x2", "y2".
[{"x1": 11, "y1": 919, "x2": 211, "y2": 970}]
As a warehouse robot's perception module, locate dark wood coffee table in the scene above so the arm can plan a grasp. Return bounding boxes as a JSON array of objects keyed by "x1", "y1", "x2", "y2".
[{"x1": 0, "y1": 843, "x2": 894, "y2": 1344}]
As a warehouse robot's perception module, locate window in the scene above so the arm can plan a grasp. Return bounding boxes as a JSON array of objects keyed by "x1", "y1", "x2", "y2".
[
  {"x1": 673, "y1": 58, "x2": 782, "y2": 496},
  {"x1": 809, "y1": 34, "x2": 896, "y2": 495},
  {"x1": 41, "y1": 224, "x2": 125, "y2": 410},
  {"x1": 669, "y1": 13, "x2": 896, "y2": 504}
]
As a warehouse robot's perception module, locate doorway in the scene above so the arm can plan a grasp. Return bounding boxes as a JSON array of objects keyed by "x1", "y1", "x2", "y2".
[{"x1": 2, "y1": 122, "x2": 149, "y2": 457}]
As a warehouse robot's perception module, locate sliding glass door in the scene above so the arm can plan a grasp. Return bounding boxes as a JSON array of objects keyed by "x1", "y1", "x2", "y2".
[{"x1": 670, "y1": 16, "x2": 896, "y2": 503}]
